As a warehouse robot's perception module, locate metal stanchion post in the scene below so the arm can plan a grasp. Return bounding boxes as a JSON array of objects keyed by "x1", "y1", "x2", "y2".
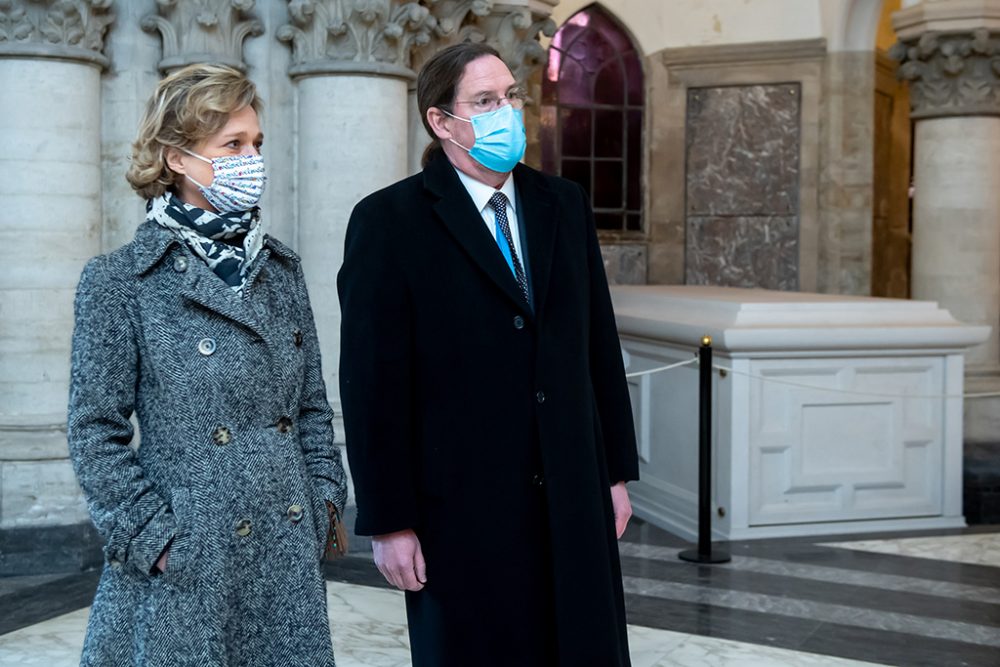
[{"x1": 679, "y1": 335, "x2": 730, "y2": 564}]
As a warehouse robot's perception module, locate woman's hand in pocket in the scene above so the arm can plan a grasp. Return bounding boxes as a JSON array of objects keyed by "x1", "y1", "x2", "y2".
[{"x1": 155, "y1": 543, "x2": 171, "y2": 573}]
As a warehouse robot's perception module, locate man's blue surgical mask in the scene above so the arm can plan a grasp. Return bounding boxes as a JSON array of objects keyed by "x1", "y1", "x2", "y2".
[{"x1": 444, "y1": 104, "x2": 527, "y2": 174}]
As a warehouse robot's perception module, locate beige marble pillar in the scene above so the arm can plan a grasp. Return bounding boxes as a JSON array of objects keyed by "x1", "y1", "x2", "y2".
[
  {"x1": 0, "y1": 1, "x2": 114, "y2": 545},
  {"x1": 893, "y1": 0, "x2": 1000, "y2": 443},
  {"x1": 910, "y1": 117, "x2": 1000, "y2": 367},
  {"x1": 893, "y1": 2, "x2": 1000, "y2": 371},
  {"x1": 278, "y1": 1, "x2": 436, "y2": 424}
]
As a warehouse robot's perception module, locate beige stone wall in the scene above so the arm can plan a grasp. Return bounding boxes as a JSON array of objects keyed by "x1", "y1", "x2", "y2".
[
  {"x1": 818, "y1": 50, "x2": 876, "y2": 295},
  {"x1": 533, "y1": 1, "x2": 890, "y2": 292},
  {"x1": 642, "y1": 40, "x2": 825, "y2": 289},
  {"x1": 547, "y1": 0, "x2": 824, "y2": 54},
  {"x1": 640, "y1": 42, "x2": 880, "y2": 295}
]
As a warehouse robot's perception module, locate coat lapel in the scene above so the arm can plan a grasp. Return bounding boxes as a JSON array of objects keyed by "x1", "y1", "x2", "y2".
[
  {"x1": 179, "y1": 269, "x2": 267, "y2": 340},
  {"x1": 513, "y1": 164, "x2": 557, "y2": 318},
  {"x1": 425, "y1": 156, "x2": 532, "y2": 315},
  {"x1": 133, "y1": 220, "x2": 269, "y2": 339}
]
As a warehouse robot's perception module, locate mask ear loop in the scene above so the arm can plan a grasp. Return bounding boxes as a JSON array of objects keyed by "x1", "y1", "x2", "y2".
[
  {"x1": 180, "y1": 147, "x2": 214, "y2": 188},
  {"x1": 439, "y1": 108, "x2": 474, "y2": 152},
  {"x1": 181, "y1": 147, "x2": 213, "y2": 164}
]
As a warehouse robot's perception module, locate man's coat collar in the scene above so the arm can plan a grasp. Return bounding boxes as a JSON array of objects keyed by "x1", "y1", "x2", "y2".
[{"x1": 422, "y1": 155, "x2": 557, "y2": 318}]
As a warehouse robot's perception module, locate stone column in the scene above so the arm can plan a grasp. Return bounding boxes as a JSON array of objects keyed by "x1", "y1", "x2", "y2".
[
  {"x1": 278, "y1": 1, "x2": 434, "y2": 423},
  {"x1": 0, "y1": 0, "x2": 114, "y2": 571},
  {"x1": 406, "y1": 0, "x2": 556, "y2": 174},
  {"x1": 892, "y1": 0, "x2": 1000, "y2": 444},
  {"x1": 892, "y1": 2, "x2": 1000, "y2": 373}
]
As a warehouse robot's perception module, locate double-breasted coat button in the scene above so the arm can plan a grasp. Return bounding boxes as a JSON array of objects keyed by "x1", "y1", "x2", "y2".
[
  {"x1": 235, "y1": 519, "x2": 252, "y2": 537},
  {"x1": 212, "y1": 426, "x2": 232, "y2": 445},
  {"x1": 198, "y1": 338, "x2": 216, "y2": 356},
  {"x1": 109, "y1": 557, "x2": 122, "y2": 569},
  {"x1": 173, "y1": 256, "x2": 189, "y2": 273},
  {"x1": 513, "y1": 315, "x2": 525, "y2": 330},
  {"x1": 286, "y1": 504, "x2": 304, "y2": 523},
  {"x1": 293, "y1": 328, "x2": 303, "y2": 347},
  {"x1": 276, "y1": 417, "x2": 293, "y2": 434},
  {"x1": 536, "y1": 391, "x2": 546, "y2": 404}
]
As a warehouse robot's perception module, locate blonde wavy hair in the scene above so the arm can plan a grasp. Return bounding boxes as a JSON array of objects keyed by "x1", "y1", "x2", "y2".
[{"x1": 127, "y1": 63, "x2": 262, "y2": 199}]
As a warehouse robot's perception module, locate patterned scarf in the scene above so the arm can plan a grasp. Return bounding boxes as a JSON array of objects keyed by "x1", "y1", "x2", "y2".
[{"x1": 147, "y1": 193, "x2": 264, "y2": 293}]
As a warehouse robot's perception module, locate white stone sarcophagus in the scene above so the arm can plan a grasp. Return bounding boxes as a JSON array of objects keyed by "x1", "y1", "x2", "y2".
[{"x1": 612, "y1": 286, "x2": 991, "y2": 541}]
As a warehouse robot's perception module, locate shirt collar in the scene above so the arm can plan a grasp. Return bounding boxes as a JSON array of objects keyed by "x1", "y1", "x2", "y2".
[{"x1": 453, "y1": 167, "x2": 517, "y2": 216}]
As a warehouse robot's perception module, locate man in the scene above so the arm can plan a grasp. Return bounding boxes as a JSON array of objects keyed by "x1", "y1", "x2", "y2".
[{"x1": 338, "y1": 42, "x2": 638, "y2": 667}]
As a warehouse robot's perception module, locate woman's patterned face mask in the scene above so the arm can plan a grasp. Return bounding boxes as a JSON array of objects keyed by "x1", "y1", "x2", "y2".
[{"x1": 183, "y1": 148, "x2": 267, "y2": 213}]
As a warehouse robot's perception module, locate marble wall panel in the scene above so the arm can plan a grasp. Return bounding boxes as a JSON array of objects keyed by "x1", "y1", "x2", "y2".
[
  {"x1": 686, "y1": 216, "x2": 798, "y2": 290},
  {"x1": 685, "y1": 84, "x2": 800, "y2": 217},
  {"x1": 644, "y1": 40, "x2": 823, "y2": 289},
  {"x1": 684, "y1": 83, "x2": 801, "y2": 289}
]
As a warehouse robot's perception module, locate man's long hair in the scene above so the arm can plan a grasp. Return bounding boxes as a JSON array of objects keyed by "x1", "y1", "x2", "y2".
[{"x1": 416, "y1": 42, "x2": 503, "y2": 167}]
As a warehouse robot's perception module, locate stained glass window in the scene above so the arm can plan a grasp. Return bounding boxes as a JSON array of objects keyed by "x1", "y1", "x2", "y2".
[{"x1": 540, "y1": 5, "x2": 644, "y2": 232}]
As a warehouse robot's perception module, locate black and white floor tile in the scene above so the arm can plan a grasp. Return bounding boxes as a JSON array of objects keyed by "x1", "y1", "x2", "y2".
[{"x1": 1, "y1": 520, "x2": 997, "y2": 666}]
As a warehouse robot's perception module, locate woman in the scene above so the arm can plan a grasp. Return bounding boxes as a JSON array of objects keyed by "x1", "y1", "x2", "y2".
[{"x1": 67, "y1": 63, "x2": 347, "y2": 666}]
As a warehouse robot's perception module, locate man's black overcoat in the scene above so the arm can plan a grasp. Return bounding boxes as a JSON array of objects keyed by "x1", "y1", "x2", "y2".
[{"x1": 338, "y1": 153, "x2": 639, "y2": 667}]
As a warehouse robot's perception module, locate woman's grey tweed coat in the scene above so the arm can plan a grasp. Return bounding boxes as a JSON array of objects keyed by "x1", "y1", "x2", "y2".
[{"x1": 67, "y1": 220, "x2": 348, "y2": 667}]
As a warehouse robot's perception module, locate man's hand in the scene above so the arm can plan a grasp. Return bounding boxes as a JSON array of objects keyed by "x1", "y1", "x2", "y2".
[
  {"x1": 610, "y1": 481, "x2": 632, "y2": 539},
  {"x1": 372, "y1": 529, "x2": 427, "y2": 592}
]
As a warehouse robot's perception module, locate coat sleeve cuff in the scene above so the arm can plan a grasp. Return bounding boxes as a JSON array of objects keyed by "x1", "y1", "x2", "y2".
[
  {"x1": 606, "y1": 452, "x2": 640, "y2": 486},
  {"x1": 110, "y1": 502, "x2": 177, "y2": 577},
  {"x1": 352, "y1": 506, "x2": 418, "y2": 538},
  {"x1": 312, "y1": 477, "x2": 348, "y2": 517}
]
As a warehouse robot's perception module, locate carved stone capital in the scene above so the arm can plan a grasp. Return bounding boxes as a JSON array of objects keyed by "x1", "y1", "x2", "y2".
[
  {"x1": 479, "y1": 4, "x2": 554, "y2": 84},
  {"x1": 412, "y1": 0, "x2": 554, "y2": 88},
  {"x1": 141, "y1": 0, "x2": 264, "y2": 74},
  {"x1": 0, "y1": 0, "x2": 114, "y2": 68},
  {"x1": 891, "y1": 28, "x2": 1000, "y2": 118},
  {"x1": 277, "y1": 0, "x2": 435, "y2": 80},
  {"x1": 412, "y1": 0, "x2": 493, "y2": 70}
]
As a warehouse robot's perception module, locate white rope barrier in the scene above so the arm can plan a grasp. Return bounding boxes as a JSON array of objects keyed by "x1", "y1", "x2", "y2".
[
  {"x1": 624, "y1": 356, "x2": 1000, "y2": 399},
  {"x1": 624, "y1": 357, "x2": 697, "y2": 378},
  {"x1": 712, "y1": 364, "x2": 1000, "y2": 400}
]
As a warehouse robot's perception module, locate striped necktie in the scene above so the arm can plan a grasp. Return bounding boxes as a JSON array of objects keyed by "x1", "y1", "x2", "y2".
[{"x1": 488, "y1": 191, "x2": 529, "y2": 304}]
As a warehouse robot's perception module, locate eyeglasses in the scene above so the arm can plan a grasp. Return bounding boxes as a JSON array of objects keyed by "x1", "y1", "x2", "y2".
[{"x1": 451, "y1": 87, "x2": 527, "y2": 114}]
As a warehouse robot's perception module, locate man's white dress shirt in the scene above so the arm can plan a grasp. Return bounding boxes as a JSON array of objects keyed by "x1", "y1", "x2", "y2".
[{"x1": 454, "y1": 167, "x2": 524, "y2": 264}]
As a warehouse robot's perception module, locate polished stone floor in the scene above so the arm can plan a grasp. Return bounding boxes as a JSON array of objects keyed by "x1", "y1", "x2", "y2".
[{"x1": 1, "y1": 519, "x2": 998, "y2": 666}]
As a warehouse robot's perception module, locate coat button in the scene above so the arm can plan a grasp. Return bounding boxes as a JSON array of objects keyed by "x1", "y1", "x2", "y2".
[
  {"x1": 293, "y1": 328, "x2": 303, "y2": 347},
  {"x1": 536, "y1": 391, "x2": 546, "y2": 404},
  {"x1": 109, "y1": 557, "x2": 122, "y2": 569},
  {"x1": 173, "y1": 256, "x2": 189, "y2": 273},
  {"x1": 276, "y1": 417, "x2": 293, "y2": 434},
  {"x1": 513, "y1": 315, "x2": 525, "y2": 330},
  {"x1": 198, "y1": 338, "x2": 216, "y2": 356},
  {"x1": 212, "y1": 426, "x2": 232, "y2": 446},
  {"x1": 235, "y1": 519, "x2": 252, "y2": 537},
  {"x1": 286, "y1": 504, "x2": 304, "y2": 523}
]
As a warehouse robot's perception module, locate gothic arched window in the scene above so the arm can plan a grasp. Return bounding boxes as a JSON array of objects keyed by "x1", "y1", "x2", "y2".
[{"x1": 540, "y1": 5, "x2": 644, "y2": 232}]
